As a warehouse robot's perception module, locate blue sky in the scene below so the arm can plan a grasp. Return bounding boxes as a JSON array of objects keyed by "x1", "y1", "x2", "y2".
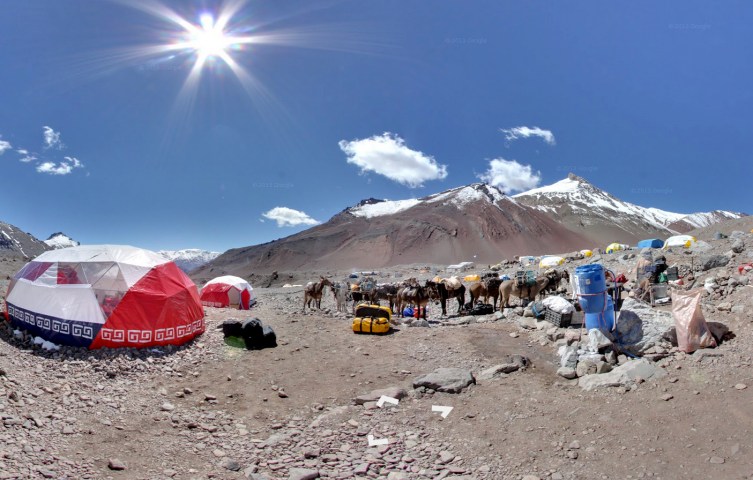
[{"x1": 1, "y1": 0, "x2": 751, "y2": 252}]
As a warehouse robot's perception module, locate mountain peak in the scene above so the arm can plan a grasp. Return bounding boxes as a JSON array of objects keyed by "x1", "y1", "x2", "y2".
[
  {"x1": 566, "y1": 172, "x2": 589, "y2": 183},
  {"x1": 44, "y1": 232, "x2": 80, "y2": 249}
]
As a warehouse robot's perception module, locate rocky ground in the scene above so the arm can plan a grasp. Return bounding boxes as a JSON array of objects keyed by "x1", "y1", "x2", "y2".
[{"x1": 1, "y1": 233, "x2": 753, "y2": 480}]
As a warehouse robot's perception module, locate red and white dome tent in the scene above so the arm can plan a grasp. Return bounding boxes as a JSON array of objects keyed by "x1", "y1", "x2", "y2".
[
  {"x1": 200, "y1": 275, "x2": 255, "y2": 309},
  {"x1": 4, "y1": 245, "x2": 205, "y2": 349}
]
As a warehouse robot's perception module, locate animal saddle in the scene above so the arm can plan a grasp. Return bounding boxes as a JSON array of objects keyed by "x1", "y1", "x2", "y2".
[{"x1": 515, "y1": 270, "x2": 536, "y2": 289}]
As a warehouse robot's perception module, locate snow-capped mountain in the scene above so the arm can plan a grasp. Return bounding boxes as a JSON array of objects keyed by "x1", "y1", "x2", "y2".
[
  {"x1": 0, "y1": 222, "x2": 50, "y2": 258},
  {"x1": 45, "y1": 232, "x2": 80, "y2": 249},
  {"x1": 192, "y1": 183, "x2": 592, "y2": 275},
  {"x1": 514, "y1": 174, "x2": 745, "y2": 243},
  {"x1": 159, "y1": 249, "x2": 221, "y2": 273}
]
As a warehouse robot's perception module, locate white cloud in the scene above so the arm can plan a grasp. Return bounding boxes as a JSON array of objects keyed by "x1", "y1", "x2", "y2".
[
  {"x1": 36, "y1": 156, "x2": 84, "y2": 176},
  {"x1": 16, "y1": 149, "x2": 28, "y2": 155},
  {"x1": 262, "y1": 207, "x2": 320, "y2": 227},
  {"x1": 19, "y1": 154, "x2": 37, "y2": 163},
  {"x1": 478, "y1": 158, "x2": 542, "y2": 194},
  {"x1": 43, "y1": 126, "x2": 64, "y2": 150},
  {"x1": 0, "y1": 140, "x2": 11, "y2": 154},
  {"x1": 339, "y1": 132, "x2": 448, "y2": 188},
  {"x1": 501, "y1": 126, "x2": 556, "y2": 146}
]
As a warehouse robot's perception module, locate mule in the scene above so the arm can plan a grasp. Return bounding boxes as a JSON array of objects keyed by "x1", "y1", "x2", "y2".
[
  {"x1": 394, "y1": 279, "x2": 431, "y2": 319},
  {"x1": 499, "y1": 275, "x2": 551, "y2": 308},
  {"x1": 374, "y1": 283, "x2": 399, "y2": 313},
  {"x1": 303, "y1": 277, "x2": 333, "y2": 311},
  {"x1": 426, "y1": 279, "x2": 466, "y2": 316},
  {"x1": 332, "y1": 282, "x2": 348, "y2": 313},
  {"x1": 468, "y1": 276, "x2": 502, "y2": 310}
]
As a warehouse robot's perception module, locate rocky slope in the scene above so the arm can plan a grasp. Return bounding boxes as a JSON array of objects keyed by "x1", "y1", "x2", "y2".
[
  {"x1": 0, "y1": 221, "x2": 50, "y2": 259},
  {"x1": 191, "y1": 183, "x2": 593, "y2": 277}
]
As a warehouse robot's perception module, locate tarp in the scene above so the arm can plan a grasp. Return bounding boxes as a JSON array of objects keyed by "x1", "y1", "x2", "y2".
[
  {"x1": 539, "y1": 256, "x2": 565, "y2": 268},
  {"x1": 4, "y1": 245, "x2": 204, "y2": 349},
  {"x1": 663, "y1": 235, "x2": 697, "y2": 249},
  {"x1": 637, "y1": 239, "x2": 664, "y2": 249},
  {"x1": 200, "y1": 275, "x2": 255, "y2": 309}
]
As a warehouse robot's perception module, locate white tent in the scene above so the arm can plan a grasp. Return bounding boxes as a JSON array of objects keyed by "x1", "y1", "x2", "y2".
[{"x1": 5, "y1": 245, "x2": 204, "y2": 349}]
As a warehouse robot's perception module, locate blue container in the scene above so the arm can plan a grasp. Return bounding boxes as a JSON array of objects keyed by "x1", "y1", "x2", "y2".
[
  {"x1": 585, "y1": 296, "x2": 615, "y2": 331},
  {"x1": 575, "y1": 264, "x2": 607, "y2": 313}
]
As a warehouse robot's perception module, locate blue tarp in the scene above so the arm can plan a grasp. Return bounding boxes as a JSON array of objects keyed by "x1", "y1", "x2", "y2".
[{"x1": 637, "y1": 238, "x2": 664, "y2": 248}]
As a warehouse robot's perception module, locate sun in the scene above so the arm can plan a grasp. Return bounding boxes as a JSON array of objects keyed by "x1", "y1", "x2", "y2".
[{"x1": 186, "y1": 13, "x2": 236, "y2": 61}]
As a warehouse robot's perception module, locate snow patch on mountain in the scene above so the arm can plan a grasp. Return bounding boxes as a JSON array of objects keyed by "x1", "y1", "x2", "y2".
[
  {"x1": 349, "y1": 199, "x2": 422, "y2": 218},
  {"x1": 515, "y1": 174, "x2": 744, "y2": 232},
  {"x1": 159, "y1": 249, "x2": 220, "y2": 273},
  {"x1": 45, "y1": 232, "x2": 80, "y2": 249}
]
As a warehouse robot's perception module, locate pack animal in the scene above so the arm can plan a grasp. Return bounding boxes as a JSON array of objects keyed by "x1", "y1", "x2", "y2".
[
  {"x1": 426, "y1": 278, "x2": 466, "y2": 316},
  {"x1": 499, "y1": 274, "x2": 551, "y2": 308},
  {"x1": 394, "y1": 278, "x2": 431, "y2": 319},
  {"x1": 332, "y1": 282, "x2": 348, "y2": 312},
  {"x1": 468, "y1": 274, "x2": 503, "y2": 310},
  {"x1": 303, "y1": 277, "x2": 333, "y2": 311}
]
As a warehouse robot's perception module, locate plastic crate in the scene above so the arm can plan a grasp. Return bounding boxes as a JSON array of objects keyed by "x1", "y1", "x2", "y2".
[{"x1": 545, "y1": 309, "x2": 573, "y2": 328}]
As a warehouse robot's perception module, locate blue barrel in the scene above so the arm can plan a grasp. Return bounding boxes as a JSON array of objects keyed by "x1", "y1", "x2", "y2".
[
  {"x1": 575, "y1": 264, "x2": 606, "y2": 313},
  {"x1": 585, "y1": 296, "x2": 614, "y2": 331}
]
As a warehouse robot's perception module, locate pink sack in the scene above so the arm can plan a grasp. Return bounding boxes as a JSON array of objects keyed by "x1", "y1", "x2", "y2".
[{"x1": 671, "y1": 288, "x2": 717, "y2": 353}]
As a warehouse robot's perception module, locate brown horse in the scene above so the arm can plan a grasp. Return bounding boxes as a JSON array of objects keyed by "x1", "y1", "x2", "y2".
[
  {"x1": 425, "y1": 279, "x2": 466, "y2": 316},
  {"x1": 539, "y1": 269, "x2": 570, "y2": 299},
  {"x1": 499, "y1": 275, "x2": 551, "y2": 308},
  {"x1": 394, "y1": 279, "x2": 431, "y2": 319},
  {"x1": 303, "y1": 277, "x2": 333, "y2": 311},
  {"x1": 374, "y1": 283, "x2": 399, "y2": 313},
  {"x1": 468, "y1": 275, "x2": 503, "y2": 310}
]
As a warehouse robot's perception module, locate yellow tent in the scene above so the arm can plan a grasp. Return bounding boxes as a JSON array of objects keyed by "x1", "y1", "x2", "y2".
[
  {"x1": 580, "y1": 249, "x2": 593, "y2": 257},
  {"x1": 605, "y1": 243, "x2": 623, "y2": 254},
  {"x1": 539, "y1": 256, "x2": 565, "y2": 268},
  {"x1": 464, "y1": 274, "x2": 480, "y2": 282}
]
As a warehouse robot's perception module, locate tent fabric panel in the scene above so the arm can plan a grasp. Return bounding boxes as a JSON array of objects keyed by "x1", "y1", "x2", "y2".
[
  {"x1": 34, "y1": 245, "x2": 168, "y2": 268},
  {"x1": 13, "y1": 261, "x2": 53, "y2": 282},
  {"x1": 117, "y1": 262, "x2": 153, "y2": 288},
  {"x1": 7, "y1": 279, "x2": 105, "y2": 326},
  {"x1": 200, "y1": 283, "x2": 234, "y2": 307},
  {"x1": 204, "y1": 275, "x2": 252, "y2": 290},
  {"x1": 90, "y1": 263, "x2": 204, "y2": 349},
  {"x1": 240, "y1": 289, "x2": 251, "y2": 309},
  {"x1": 6, "y1": 302, "x2": 101, "y2": 348}
]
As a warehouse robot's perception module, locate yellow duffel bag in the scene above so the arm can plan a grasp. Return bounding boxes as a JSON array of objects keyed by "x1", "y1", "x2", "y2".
[{"x1": 352, "y1": 304, "x2": 392, "y2": 334}]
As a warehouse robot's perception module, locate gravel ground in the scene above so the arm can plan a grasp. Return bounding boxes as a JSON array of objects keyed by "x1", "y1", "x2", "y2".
[{"x1": 1, "y1": 233, "x2": 752, "y2": 479}]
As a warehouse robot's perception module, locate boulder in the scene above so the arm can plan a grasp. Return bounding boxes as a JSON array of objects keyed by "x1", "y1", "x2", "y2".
[
  {"x1": 559, "y1": 345, "x2": 578, "y2": 369},
  {"x1": 576, "y1": 360, "x2": 597, "y2": 377},
  {"x1": 612, "y1": 299, "x2": 674, "y2": 355},
  {"x1": 412, "y1": 368, "x2": 475, "y2": 393},
  {"x1": 700, "y1": 255, "x2": 730, "y2": 271},
  {"x1": 578, "y1": 358, "x2": 666, "y2": 391},
  {"x1": 731, "y1": 238, "x2": 745, "y2": 254},
  {"x1": 557, "y1": 367, "x2": 577, "y2": 379}
]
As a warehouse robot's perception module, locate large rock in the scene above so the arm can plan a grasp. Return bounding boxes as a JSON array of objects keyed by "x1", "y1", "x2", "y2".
[
  {"x1": 578, "y1": 358, "x2": 666, "y2": 391},
  {"x1": 612, "y1": 299, "x2": 674, "y2": 356},
  {"x1": 576, "y1": 360, "x2": 597, "y2": 377},
  {"x1": 413, "y1": 368, "x2": 476, "y2": 393},
  {"x1": 557, "y1": 367, "x2": 577, "y2": 379},
  {"x1": 288, "y1": 468, "x2": 320, "y2": 480},
  {"x1": 700, "y1": 254, "x2": 730, "y2": 271},
  {"x1": 353, "y1": 387, "x2": 408, "y2": 405},
  {"x1": 559, "y1": 345, "x2": 578, "y2": 369},
  {"x1": 517, "y1": 316, "x2": 538, "y2": 330},
  {"x1": 731, "y1": 238, "x2": 745, "y2": 254}
]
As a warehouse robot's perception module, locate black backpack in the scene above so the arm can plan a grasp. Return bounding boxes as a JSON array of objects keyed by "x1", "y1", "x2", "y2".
[{"x1": 470, "y1": 303, "x2": 494, "y2": 315}]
